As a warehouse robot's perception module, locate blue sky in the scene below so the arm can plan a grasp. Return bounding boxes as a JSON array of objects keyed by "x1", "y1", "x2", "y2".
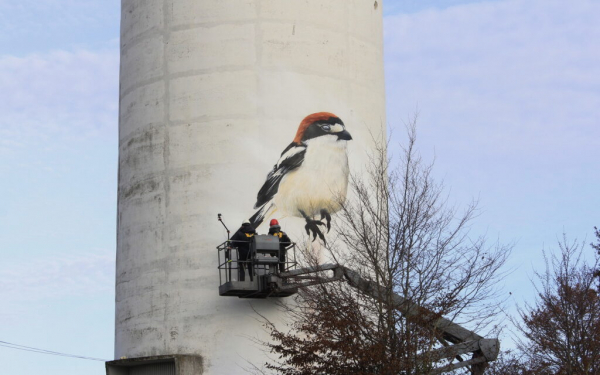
[{"x1": 0, "y1": 0, "x2": 598, "y2": 373}]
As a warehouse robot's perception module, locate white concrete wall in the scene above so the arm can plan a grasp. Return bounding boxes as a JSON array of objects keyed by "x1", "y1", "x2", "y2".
[{"x1": 116, "y1": 0, "x2": 386, "y2": 373}]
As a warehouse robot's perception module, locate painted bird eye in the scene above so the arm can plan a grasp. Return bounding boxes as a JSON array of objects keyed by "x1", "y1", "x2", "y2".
[{"x1": 321, "y1": 125, "x2": 331, "y2": 131}]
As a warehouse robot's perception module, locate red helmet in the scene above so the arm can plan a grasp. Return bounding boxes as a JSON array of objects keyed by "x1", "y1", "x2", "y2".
[{"x1": 269, "y1": 219, "x2": 279, "y2": 226}]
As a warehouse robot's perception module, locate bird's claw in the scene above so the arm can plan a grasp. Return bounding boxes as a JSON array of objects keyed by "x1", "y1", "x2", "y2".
[
  {"x1": 305, "y1": 219, "x2": 327, "y2": 244},
  {"x1": 320, "y1": 209, "x2": 332, "y2": 233}
]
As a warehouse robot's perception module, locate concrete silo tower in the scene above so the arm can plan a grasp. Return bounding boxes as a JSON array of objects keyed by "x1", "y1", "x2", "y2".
[{"x1": 110, "y1": 0, "x2": 386, "y2": 374}]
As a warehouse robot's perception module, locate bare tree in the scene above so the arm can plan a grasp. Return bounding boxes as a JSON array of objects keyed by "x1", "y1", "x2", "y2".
[
  {"x1": 259, "y1": 121, "x2": 511, "y2": 374},
  {"x1": 515, "y1": 234, "x2": 600, "y2": 375}
]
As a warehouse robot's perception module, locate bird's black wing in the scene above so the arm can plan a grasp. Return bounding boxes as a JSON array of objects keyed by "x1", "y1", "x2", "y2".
[{"x1": 254, "y1": 142, "x2": 306, "y2": 209}]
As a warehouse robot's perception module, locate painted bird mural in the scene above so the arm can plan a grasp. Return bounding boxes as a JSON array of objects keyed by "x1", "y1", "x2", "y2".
[{"x1": 249, "y1": 112, "x2": 352, "y2": 243}]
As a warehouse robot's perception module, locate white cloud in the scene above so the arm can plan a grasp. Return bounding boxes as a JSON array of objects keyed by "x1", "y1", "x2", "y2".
[
  {"x1": 0, "y1": 48, "x2": 119, "y2": 156},
  {"x1": 384, "y1": 0, "x2": 600, "y2": 161},
  {"x1": 0, "y1": 251, "x2": 114, "y2": 307},
  {"x1": 0, "y1": 47, "x2": 119, "y2": 323},
  {"x1": 0, "y1": 0, "x2": 120, "y2": 49},
  {"x1": 383, "y1": 0, "x2": 600, "y2": 302}
]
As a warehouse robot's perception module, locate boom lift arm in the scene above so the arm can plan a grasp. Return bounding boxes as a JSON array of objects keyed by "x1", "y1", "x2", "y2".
[{"x1": 270, "y1": 263, "x2": 499, "y2": 375}]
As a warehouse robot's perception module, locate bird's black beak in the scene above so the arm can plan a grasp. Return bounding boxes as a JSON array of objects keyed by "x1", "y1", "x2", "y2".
[{"x1": 337, "y1": 129, "x2": 352, "y2": 141}]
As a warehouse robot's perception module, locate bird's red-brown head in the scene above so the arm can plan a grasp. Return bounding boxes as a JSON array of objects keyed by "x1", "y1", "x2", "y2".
[{"x1": 293, "y1": 112, "x2": 351, "y2": 143}]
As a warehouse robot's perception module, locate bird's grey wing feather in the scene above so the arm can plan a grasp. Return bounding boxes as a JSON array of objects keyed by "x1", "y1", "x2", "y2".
[{"x1": 254, "y1": 143, "x2": 306, "y2": 208}]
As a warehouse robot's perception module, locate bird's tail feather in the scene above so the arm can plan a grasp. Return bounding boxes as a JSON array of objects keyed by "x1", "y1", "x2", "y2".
[{"x1": 249, "y1": 202, "x2": 275, "y2": 229}]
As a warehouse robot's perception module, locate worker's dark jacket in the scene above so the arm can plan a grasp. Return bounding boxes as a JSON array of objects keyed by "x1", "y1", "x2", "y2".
[
  {"x1": 269, "y1": 225, "x2": 291, "y2": 272},
  {"x1": 231, "y1": 225, "x2": 257, "y2": 260},
  {"x1": 268, "y1": 225, "x2": 291, "y2": 249}
]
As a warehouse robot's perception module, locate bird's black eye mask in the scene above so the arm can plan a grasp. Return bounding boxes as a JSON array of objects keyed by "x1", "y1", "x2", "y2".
[{"x1": 302, "y1": 118, "x2": 346, "y2": 141}]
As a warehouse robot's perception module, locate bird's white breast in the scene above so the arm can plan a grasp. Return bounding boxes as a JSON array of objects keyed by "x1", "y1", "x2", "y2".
[{"x1": 275, "y1": 136, "x2": 349, "y2": 218}]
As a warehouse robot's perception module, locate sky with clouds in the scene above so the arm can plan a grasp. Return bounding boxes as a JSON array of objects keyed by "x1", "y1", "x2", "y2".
[
  {"x1": 0, "y1": 0, "x2": 598, "y2": 374},
  {"x1": 385, "y1": 0, "x2": 599, "y2": 266}
]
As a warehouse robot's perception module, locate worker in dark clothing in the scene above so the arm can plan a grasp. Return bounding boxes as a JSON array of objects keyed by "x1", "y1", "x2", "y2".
[
  {"x1": 268, "y1": 219, "x2": 292, "y2": 273},
  {"x1": 230, "y1": 220, "x2": 257, "y2": 281}
]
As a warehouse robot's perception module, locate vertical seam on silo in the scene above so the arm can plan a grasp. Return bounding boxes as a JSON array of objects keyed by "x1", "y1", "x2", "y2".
[
  {"x1": 345, "y1": 1, "x2": 352, "y2": 108},
  {"x1": 255, "y1": 0, "x2": 264, "y2": 120},
  {"x1": 162, "y1": 0, "x2": 172, "y2": 354}
]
